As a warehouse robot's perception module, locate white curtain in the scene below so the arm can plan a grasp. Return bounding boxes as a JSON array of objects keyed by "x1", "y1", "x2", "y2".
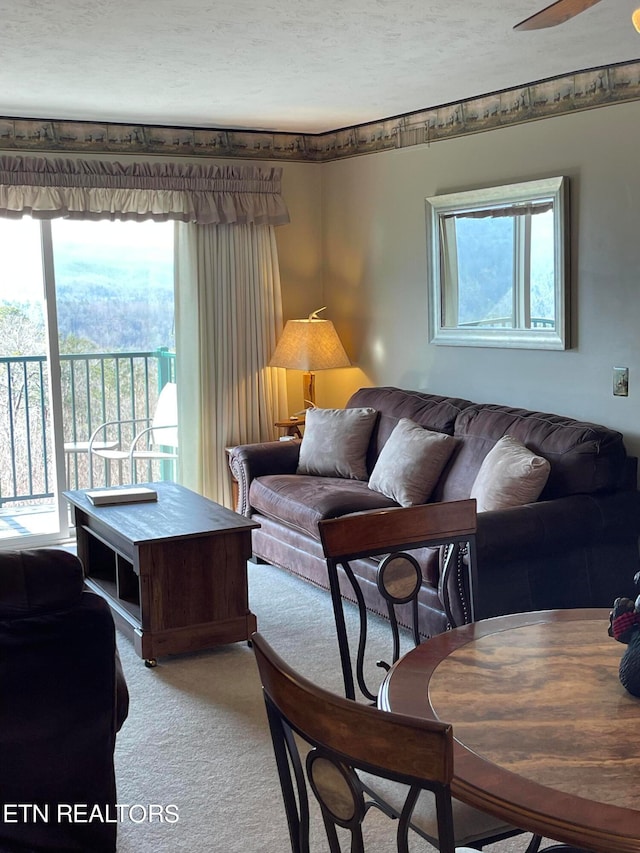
[
  {"x1": 175, "y1": 221, "x2": 287, "y2": 507},
  {"x1": 440, "y1": 216, "x2": 459, "y2": 327},
  {"x1": 0, "y1": 155, "x2": 291, "y2": 506}
]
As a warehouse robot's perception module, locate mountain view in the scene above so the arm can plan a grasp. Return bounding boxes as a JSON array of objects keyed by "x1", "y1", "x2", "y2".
[
  {"x1": 454, "y1": 211, "x2": 555, "y2": 326},
  {"x1": 0, "y1": 219, "x2": 176, "y2": 504},
  {"x1": 0, "y1": 218, "x2": 174, "y2": 357},
  {"x1": 54, "y1": 241, "x2": 175, "y2": 354}
]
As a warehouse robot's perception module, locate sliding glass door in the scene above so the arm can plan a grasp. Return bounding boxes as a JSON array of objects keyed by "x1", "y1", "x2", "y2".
[
  {"x1": 0, "y1": 219, "x2": 67, "y2": 545},
  {"x1": 0, "y1": 217, "x2": 175, "y2": 547}
]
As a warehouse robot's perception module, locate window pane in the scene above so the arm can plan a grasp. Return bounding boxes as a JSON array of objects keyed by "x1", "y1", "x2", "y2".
[
  {"x1": 427, "y1": 175, "x2": 567, "y2": 349},
  {"x1": 529, "y1": 209, "x2": 555, "y2": 329},
  {"x1": 455, "y1": 216, "x2": 515, "y2": 328},
  {"x1": 0, "y1": 218, "x2": 45, "y2": 359},
  {"x1": 52, "y1": 219, "x2": 174, "y2": 354},
  {"x1": 0, "y1": 218, "x2": 57, "y2": 527},
  {"x1": 51, "y1": 220, "x2": 176, "y2": 490},
  {"x1": 0, "y1": 217, "x2": 177, "y2": 540}
]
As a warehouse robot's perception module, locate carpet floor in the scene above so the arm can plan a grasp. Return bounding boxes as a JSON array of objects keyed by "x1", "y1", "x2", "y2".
[{"x1": 113, "y1": 561, "x2": 554, "y2": 852}]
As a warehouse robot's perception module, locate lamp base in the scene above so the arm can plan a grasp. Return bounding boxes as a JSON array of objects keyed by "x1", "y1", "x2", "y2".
[{"x1": 302, "y1": 372, "x2": 316, "y2": 408}]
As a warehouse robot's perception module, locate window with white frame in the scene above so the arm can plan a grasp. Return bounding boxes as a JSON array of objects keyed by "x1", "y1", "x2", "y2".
[{"x1": 426, "y1": 176, "x2": 568, "y2": 350}]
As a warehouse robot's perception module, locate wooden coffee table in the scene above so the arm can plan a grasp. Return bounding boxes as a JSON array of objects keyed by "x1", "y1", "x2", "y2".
[{"x1": 64, "y1": 481, "x2": 259, "y2": 666}]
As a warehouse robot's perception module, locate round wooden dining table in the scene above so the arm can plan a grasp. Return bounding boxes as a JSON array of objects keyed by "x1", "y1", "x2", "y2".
[{"x1": 378, "y1": 609, "x2": 640, "y2": 853}]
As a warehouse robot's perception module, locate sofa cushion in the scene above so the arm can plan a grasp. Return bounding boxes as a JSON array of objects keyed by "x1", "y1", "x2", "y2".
[
  {"x1": 470, "y1": 434, "x2": 550, "y2": 512},
  {"x1": 297, "y1": 407, "x2": 378, "y2": 481},
  {"x1": 250, "y1": 474, "x2": 397, "y2": 540},
  {"x1": 435, "y1": 404, "x2": 629, "y2": 503},
  {"x1": 368, "y1": 419, "x2": 457, "y2": 507},
  {"x1": 347, "y1": 387, "x2": 474, "y2": 472}
]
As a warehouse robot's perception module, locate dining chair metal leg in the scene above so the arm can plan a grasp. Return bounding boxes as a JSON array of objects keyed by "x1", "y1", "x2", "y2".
[
  {"x1": 320, "y1": 501, "x2": 479, "y2": 703},
  {"x1": 524, "y1": 834, "x2": 543, "y2": 853},
  {"x1": 264, "y1": 698, "x2": 310, "y2": 853},
  {"x1": 327, "y1": 550, "x2": 423, "y2": 703},
  {"x1": 326, "y1": 555, "x2": 358, "y2": 701},
  {"x1": 396, "y1": 786, "x2": 423, "y2": 853}
]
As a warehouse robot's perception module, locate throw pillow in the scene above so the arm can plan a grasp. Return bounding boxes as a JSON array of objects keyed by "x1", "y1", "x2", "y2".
[
  {"x1": 368, "y1": 418, "x2": 457, "y2": 507},
  {"x1": 470, "y1": 434, "x2": 551, "y2": 512},
  {"x1": 296, "y1": 407, "x2": 378, "y2": 480}
]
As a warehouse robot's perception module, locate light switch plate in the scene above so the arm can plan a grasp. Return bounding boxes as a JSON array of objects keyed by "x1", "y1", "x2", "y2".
[{"x1": 613, "y1": 366, "x2": 629, "y2": 396}]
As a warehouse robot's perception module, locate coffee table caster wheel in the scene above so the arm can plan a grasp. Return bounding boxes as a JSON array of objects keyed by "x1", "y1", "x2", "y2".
[{"x1": 144, "y1": 658, "x2": 157, "y2": 668}]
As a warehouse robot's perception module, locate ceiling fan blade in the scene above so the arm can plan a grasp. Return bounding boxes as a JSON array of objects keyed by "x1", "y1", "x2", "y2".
[{"x1": 514, "y1": 0, "x2": 604, "y2": 31}]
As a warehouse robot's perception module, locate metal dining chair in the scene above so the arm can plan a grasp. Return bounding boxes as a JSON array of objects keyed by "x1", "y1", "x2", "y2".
[
  {"x1": 252, "y1": 631, "x2": 536, "y2": 853},
  {"x1": 318, "y1": 500, "x2": 478, "y2": 702}
]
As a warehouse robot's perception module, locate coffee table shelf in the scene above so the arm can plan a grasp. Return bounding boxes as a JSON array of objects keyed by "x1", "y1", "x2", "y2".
[{"x1": 64, "y1": 482, "x2": 259, "y2": 665}]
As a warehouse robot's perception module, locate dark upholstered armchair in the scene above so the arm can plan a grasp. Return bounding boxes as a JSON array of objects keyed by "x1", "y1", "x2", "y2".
[{"x1": 0, "y1": 548, "x2": 129, "y2": 853}]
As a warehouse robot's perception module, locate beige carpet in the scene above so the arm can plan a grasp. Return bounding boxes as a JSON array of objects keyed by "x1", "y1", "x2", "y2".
[{"x1": 113, "y1": 561, "x2": 552, "y2": 852}]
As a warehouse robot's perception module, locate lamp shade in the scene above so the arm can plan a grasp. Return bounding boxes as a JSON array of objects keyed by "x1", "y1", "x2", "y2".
[{"x1": 269, "y1": 318, "x2": 351, "y2": 372}]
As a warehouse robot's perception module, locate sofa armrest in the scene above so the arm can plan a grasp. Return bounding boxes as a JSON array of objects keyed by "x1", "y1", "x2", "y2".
[
  {"x1": 228, "y1": 441, "x2": 301, "y2": 515},
  {"x1": 442, "y1": 491, "x2": 640, "y2": 627},
  {"x1": 476, "y1": 491, "x2": 640, "y2": 562}
]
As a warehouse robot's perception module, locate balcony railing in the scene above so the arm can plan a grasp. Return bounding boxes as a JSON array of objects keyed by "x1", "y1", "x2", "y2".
[
  {"x1": 0, "y1": 348, "x2": 176, "y2": 506},
  {"x1": 459, "y1": 317, "x2": 555, "y2": 328}
]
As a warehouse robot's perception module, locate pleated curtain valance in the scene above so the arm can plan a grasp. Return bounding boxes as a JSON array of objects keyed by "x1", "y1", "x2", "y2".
[{"x1": 0, "y1": 157, "x2": 290, "y2": 225}]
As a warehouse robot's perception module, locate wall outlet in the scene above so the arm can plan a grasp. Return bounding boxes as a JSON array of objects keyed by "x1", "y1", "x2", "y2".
[{"x1": 613, "y1": 367, "x2": 629, "y2": 397}]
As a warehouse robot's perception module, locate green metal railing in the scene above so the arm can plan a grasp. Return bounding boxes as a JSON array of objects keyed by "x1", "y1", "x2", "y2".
[{"x1": 0, "y1": 348, "x2": 176, "y2": 505}]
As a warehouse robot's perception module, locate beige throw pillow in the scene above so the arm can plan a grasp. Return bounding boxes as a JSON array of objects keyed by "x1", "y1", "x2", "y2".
[
  {"x1": 368, "y1": 418, "x2": 457, "y2": 507},
  {"x1": 297, "y1": 407, "x2": 377, "y2": 480},
  {"x1": 470, "y1": 434, "x2": 550, "y2": 512}
]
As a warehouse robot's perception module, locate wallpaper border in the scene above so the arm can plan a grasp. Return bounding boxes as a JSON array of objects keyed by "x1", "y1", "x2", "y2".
[{"x1": 1, "y1": 61, "x2": 639, "y2": 163}]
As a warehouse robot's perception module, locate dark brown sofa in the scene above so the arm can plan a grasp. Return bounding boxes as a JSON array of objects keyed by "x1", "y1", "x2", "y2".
[
  {"x1": 0, "y1": 548, "x2": 129, "y2": 853},
  {"x1": 229, "y1": 386, "x2": 640, "y2": 638}
]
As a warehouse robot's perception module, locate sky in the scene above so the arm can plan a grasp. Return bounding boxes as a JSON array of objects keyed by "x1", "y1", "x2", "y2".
[{"x1": 0, "y1": 218, "x2": 173, "y2": 304}]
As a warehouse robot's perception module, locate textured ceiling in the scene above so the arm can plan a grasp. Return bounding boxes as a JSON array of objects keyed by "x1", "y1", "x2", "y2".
[{"x1": 1, "y1": 0, "x2": 640, "y2": 134}]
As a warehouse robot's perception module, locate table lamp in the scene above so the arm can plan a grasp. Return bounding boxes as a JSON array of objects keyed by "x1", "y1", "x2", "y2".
[{"x1": 269, "y1": 307, "x2": 350, "y2": 407}]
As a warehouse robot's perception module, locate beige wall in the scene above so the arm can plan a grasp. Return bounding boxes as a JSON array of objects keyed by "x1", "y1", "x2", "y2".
[
  {"x1": 273, "y1": 162, "x2": 326, "y2": 412},
  {"x1": 319, "y1": 100, "x2": 640, "y2": 460}
]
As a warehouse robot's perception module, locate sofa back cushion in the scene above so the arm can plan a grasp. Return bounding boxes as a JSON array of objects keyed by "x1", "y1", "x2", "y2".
[
  {"x1": 435, "y1": 404, "x2": 629, "y2": 503},
  {"x1": 0, "y1": 548, "x2": 84, "y2": 619},
  {"x1": 346, "y1": 387, "x2": 474, "y2": 474}
]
